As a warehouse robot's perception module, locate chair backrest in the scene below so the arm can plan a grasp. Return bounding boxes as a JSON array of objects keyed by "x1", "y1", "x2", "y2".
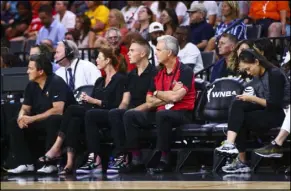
[
  {"x1": 246, "y1": 24, "x2": 262, "y2": 40},
  {"x1": 1, "y1": 67, "x2": 28, "y2": 93},
  {"x1": 196, "y1": 77, "x2": 245, "y2": 122},
  {"x1": 73, "y1": 85, "x2": 94, "y2": 103},
  {"x1": 201, "y1": 52, "x2": 215, "y2": 69},
  {"x1": 9, "y1": 41, "x2": 25, "y2": 54},
  {"x1": 24, "y1": 39, "x2": 37, "y2": 53},
  {"x1": 192, "y1": 78, "x2": 210, "y2": 121}
]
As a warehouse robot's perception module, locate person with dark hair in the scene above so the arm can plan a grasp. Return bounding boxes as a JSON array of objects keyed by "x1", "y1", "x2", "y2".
[
  {"x1": 6, "y1": 54, "x2": 76, "y2": 174},
  {"x1": 174, "y1": 26, "x2": 204, "y2": 74},
  {"x1": 4, "y1": 1, "x2": 32, "y2": 40},
  {"x1": 160, "y1": 8, "x2": 179, "y2": 36},
  {"x1": 254, "y1": 38, "x2": 280, "y2": 67},
  {"x1": 210, "y1": 33, "x2": 238, "y2": 82},
  {"x1": 36, "y1": 4, "x2": 67, "y2": 48},
  {"x1": 37, "y1": 45, "x2": 127, "y2": 174},
  {"x1": 54, "y1": 1, "x2": 76, "y2": 31},
  {"x1": 30, "y1": 44, "x2": 60, "y2": 72},
  {"x1": 215, "y1": 48, "x2": 290, "y2": 174},
  {"x1": 105, "y1": 38, "x2": 157, "y2": 174},
  {"x1": 134, "y1": 6, "x2": 154, "y2": 41}
]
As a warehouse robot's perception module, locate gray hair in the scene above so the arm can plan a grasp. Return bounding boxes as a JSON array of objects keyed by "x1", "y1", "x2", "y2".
[
  {"x1": 157, "y1": 35, "x2": 179, "y2": 56},
  {"x1": 105, "y1": 27, "x2": 121, "y2": 39},
  {"x1": 58, "y1": 40, "x2": 79, "y2": 59}
]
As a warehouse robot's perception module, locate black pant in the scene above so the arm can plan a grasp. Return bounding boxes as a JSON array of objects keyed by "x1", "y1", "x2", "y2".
[
  {"x1": 228, "y1": 100, "x2": 285, "y2": 152},
  {"x1": 8, "y1": 115, "x2": 62, "y2": 165},
  {"x1": 84, "y1": 109, "x2": 109, "y2": 154},
  {"x1": 124, "y1": 110, "x2": 191, "y2": 152},
  {"x1": 108, "y1": 108, "x2": 127, "y2": 156},
  {"x1": 58, "y1": 105, "x2": 89, "y2": 152}
]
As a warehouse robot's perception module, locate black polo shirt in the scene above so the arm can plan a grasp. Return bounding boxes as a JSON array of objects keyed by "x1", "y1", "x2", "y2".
[
  {"x1": 126, "y1": 63, "x2": 157, "y2": 109},
  {"x1": 23, "y1": 74, "x2": 76, "y2": 115},
  {"x1": 91, "y1": 72, "x2": 127, "y2": 109}
]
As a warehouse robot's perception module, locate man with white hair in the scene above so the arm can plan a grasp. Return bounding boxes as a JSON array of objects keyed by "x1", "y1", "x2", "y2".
[
  {"x1": 54, "y1": 40, "x2": 101, "y2": 91},
  {"x1": 119, "y1": 35, "x2": 196, "y2": 173}
]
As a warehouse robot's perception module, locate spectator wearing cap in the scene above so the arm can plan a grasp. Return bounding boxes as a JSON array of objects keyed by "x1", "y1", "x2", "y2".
[
  {"x1": 148, "y1": 22, "x2": 164, "y2": 67},
  {"x1": 174, "y1": 26, "x2": 204, "y2": 74},
  {"x1": 36, "y1": 4, "x2": 67, "y2": 48},
  {"x1": 188, "y1": 4, "x2": 215, "y2": 51},
  {"x1": 190, "y1": 1, "x2": 218, "y2": 26},
  {"x1": 55, "y1": 1, "x2": 76, "y2": 31}
]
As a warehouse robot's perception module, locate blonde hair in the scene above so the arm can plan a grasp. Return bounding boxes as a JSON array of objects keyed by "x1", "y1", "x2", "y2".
[
  {"x1": 110, "y1": 9, "x2": 126, "y2": 29},
  {"x1": 223, "y1": 1, "x2": 239, "y2": 19}
]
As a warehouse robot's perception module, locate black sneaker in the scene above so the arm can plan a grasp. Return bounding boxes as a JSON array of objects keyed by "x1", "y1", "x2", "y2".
[
  {"x1": 106, "y1": 155, "x2": 127, "y2": 174},
  {"x1": 76, "y1": 153, "x2": 102, "y2": 174},
  {"x1": 254, "y1": 142, "x2": 283, "y2": 158},
  {"x1": 119, "y1": 162, "x2": 145, "y2": 173}
]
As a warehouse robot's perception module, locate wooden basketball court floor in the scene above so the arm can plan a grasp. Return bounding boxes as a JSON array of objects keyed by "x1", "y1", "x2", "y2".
[{"x1": 1, "y1": 172, "x2": 290, "y2": 190}]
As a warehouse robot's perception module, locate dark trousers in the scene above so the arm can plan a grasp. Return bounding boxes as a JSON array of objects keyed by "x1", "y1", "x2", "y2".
[
  {"x1": 8, "y1": 115, "x2": 62, "y2": 165},
  {"x1": 228, "y1": 100, "x2": 285, "y2": 152},
  {"x1": 123, "y1": 110, "x2": 192, "y2": 152},
  {"x1": 58, "y1": 105, "x2": 89, "y2": 152},
  {"x1": 108, "y1": 108, "x2": 127, "y2": 156},
  {"x1": 84, "y1": 109, "x2": 109, "y2": 154}
]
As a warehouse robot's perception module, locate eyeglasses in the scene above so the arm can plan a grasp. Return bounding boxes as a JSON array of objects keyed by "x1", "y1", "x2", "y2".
[{"x1": 107, "y1": 36, "x2": 119, "y2": 41}]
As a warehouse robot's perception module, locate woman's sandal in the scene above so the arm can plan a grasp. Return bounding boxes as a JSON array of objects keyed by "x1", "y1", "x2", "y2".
[{"x1": 58, "y1": 167, "x2": 74, "y2": 175}]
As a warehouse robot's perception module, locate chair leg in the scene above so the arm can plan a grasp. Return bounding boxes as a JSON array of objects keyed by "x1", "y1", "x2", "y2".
[
  {"x1": 212, "y1": 150, "x2": 226, "y2": 173},
  {"x1": 251, "y1": 151, "x2": 263, "y2": 173},
  {"x1": 175, "y1": 149, "x2": 192, "y2": 172}
]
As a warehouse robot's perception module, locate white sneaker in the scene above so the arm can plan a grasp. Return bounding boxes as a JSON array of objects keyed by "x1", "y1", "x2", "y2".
[
  {"x1": 7, "y1": 164, "x2": 34, "y2": 174},
  {"x1": 37, "y1": 165, "x2": 58, "y2": 174}
]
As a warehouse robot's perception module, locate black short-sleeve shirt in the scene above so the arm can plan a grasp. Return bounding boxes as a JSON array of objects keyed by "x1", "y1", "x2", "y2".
[
  {"x1": 126, "y1": 63, "x2": 157, "y2": 109},
  {"x1": 91, "y1": 72, "x2": 127, "y2": 109},
  {"x1": 23, "y1": 74, "x2": 76, "y2": 115}
]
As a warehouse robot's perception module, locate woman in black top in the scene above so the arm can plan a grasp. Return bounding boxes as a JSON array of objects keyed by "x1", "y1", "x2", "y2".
[
  {"x1": 215, "y1": 48, "x2": 290, "y2": 174},
  {"x1": 37, "y1": 45, "x2": 127, "y2": 174}
]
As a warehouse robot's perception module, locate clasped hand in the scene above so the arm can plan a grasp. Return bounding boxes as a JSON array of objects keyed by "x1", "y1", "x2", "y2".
[
  {"x1": 17, "y1": 115, "x2": 35, "y2": 129},
  {"x1": 80, "y1": 92, "x2": 94, "y2": 104}
]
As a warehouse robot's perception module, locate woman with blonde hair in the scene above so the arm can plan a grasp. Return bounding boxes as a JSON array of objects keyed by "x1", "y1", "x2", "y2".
[{"x1": 108, "y1": 9, "x2": 128, "y2": 37}]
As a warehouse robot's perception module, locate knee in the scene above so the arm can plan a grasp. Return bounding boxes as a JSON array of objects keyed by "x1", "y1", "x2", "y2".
[
  {"x1": 155, "y1": 110, "x2": 170, "y2": 121},
  {"x1": 123, "y1": 110, "x2": 136, "y2": 122},
  {"x1": 108, "y1": 108, "x2": 120, "y2": 118},
  {"x1": 231, "y1": 99, "x2": 245, "y2": 108},
  {"x1": 268, "y1": 22, "x2": 281, "y2": 33},
  {"x1": 84, "y1": 109, "x2": 96, "y2": 122}
]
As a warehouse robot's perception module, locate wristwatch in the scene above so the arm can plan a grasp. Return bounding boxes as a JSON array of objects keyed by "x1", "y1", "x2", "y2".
[{"x1": 153, "y1": 91, "x2": 158, "y2": 96}]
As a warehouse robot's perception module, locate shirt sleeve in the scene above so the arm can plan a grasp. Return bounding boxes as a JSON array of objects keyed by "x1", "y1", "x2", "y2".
[
  {"x1": 22, "y1": 82, "x2": 34, "y2": 106},
  {"x1": 266, "y1": 69, "x2": 286, "y2": 110},
  {"x1": 201, "y1": 24, "x2": 215, "y2": 41},
  {"x1": 95, "y1": 5, "x2": 110, "y2": 24},
  {"x1": 175, "y1": 2, "x2": 187, "y2": 16},
  {"x1": 66, "y1": 12, "x2": 76, "y2": 29},
  {"x1": 178, "y1": 67, "x2": 194, "y2": 92},
  {"x1": 147, "y1": 76, "x2": 156, "y2": 96},
  {"x1": 207, "y1": 1, "x2": 219, "y2": 16}
]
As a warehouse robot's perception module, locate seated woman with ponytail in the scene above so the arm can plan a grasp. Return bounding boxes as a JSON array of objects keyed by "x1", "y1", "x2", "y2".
[
  {"x1": 215, "y1": 48, "x2": 290, "y2": 174},
  {"x1": 37, "y1": 45, "x2": 128, "y2": 175}
]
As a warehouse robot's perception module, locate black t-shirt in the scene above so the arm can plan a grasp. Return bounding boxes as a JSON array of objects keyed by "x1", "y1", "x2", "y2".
[
  {"x1": 91, "y1": 72, "x2": 127, "y2": 109},
  {"x1": 126, "y1": 63, "x2": 157, "y2": 109},
  {"x1": 23, "y1": 74, "x2": 76, "y2": 115}
]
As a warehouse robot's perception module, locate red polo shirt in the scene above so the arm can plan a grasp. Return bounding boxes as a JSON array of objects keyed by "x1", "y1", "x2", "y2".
[{"x1": 147, "y1": 59, "x2": 196, "y2": 111}]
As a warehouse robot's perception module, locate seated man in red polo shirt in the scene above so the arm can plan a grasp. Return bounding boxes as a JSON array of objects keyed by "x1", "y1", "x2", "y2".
[{"x1": 120, "y1": 35, "x2": 196, "y2": 174}]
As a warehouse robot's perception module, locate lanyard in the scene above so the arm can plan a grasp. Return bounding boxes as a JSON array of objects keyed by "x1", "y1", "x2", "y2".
[
  {"x1": 66, "y1": 58, "x2": 80, "y2": 86},
  {"x1": 161, "y1": 62, "x2": 180, "y2": 91}
]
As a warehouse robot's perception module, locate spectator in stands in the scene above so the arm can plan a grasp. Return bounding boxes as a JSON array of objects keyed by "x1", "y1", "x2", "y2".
[
  {"x1": 74, "y1": 14, "x2": 93, "y2": 50},
  {"x1": 175, "y1": 26, "x2": 204, "y2": 74},
  {"x1": 37, "y1": 45, "x2": 127, "y2": 174},
  {"x1": 30, "y1": 44, "x2": 60, "y2": 73},
  {"x1": 55, "y1": 1, "x2": 76, "y2": 31},
  {"x1": 210, "y1": 33, "x2": 238, "y2": 82},
  {"x1": 118, "y1": 35, "x2": 196, "y2": 173},
  {"x1": 5, "y1": 1, "x2": 33, "y2": 41},
  {"x1": 215, "y1": 48, "x2": 289, "y2": 174},
  {"x1": 205, "y1": 1, "x2": 247, "y2": 52},
  {"x1": 70, "y1": 1, "x2": 88, "y2": 16},
  {"x1": 187, "y1": 4, "x2": 215, "y2": 51},
  {"x1": 190, "y1": 1, "x2": 218, "y2": 26},
  {"x1": 0, "y1": 53, "x2": 23, "y2": 68},
  {"x1": 1, "y1": 1, "x2": 18, "y2": 25},
  {"x1": 148, "y1": 22, "x2": 164, "y2": 67},
  {"x1": 36, "y1": 4, "x2": 67, "y2": 48},
  {"x1": 160, "y1": 8, "x2": 179, "y2": 36},
  {"x1": 121, "y1": 1, "x2": 143, "y2": 29},
  {"x1": 217, "y1": 1, "x2": 249, "y2": 22},
  {"x1": 108, "y1": 9, "x2": 128, "y2": 37},
  {"x1": 106, "y1": 38, "x2": 157, "y2": 173},
  {"x1": 85, "y1": 1, "x2": 110, "y2": 48},
  {"x1": 133, "y1": 6, "x2": 154, "y2": 41},
  {"x1": 6, "y1": 54, "x2": 76, "y2": 174},
  {"x1": 248, "y1": 1, "x2": 290, "y2": 37},
  {"x1": 54, "y1": 40, "x2": 101, "y2": 91},
  {"x1": 142, "y1": 1, "x2": 159, "y2": 19},
  {"x1": 104, "y1": 27, "x2": 133, "y2": 72},
  {"x1": 64, "y1": 31, "x2": 77, "y2": 42},
  {"x1": 157, "y1": 2, "x2": 189, "y2": 26},
  {"x1": 254, "y1": 38, "x2": 280, "y2": 67}
]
